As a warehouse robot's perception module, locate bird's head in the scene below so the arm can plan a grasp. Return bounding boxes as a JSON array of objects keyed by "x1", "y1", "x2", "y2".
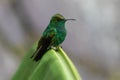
[{"x1": 49, "y1": 14, "x2": 75, "y2": 26}]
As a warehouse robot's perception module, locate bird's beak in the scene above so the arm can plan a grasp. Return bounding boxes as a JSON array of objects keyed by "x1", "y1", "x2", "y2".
[{"x1": 65, "y1": 19, "x2": 76, "y2": 21}]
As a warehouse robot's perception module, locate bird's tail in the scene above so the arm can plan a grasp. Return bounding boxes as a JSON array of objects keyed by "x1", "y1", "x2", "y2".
[
  {"x1": 31, "y1": 37, "x2": 52, "y2": 61},
  {"x1": 31, "y1": 45, "x2": 48, "y2": 61}
]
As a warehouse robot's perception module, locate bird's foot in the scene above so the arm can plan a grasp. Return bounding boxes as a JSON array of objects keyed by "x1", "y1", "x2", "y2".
[
  {"x1": 48, "y1": 46, "x2": 62, "y2": 51},
  {"x1": 50, "y1": 46, "x2": 57, "y2": 50},
  {"x1": 49, "y1": 46, "x2": 59, "y2": 51},
  {"x1": 60, "y1": 46, "x2": 62, "y2": 48}
]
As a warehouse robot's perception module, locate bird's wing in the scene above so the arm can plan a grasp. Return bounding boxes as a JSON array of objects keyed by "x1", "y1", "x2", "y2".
[
  {"x1": 31, "y1": 28, "x2": 57, "y2": 61},
  {"x1": 46, "y1": 28, "x2": 57, "y2": 49}
]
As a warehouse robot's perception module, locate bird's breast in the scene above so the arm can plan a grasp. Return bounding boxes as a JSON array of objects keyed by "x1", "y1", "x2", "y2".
[{"x1": 55, "y1": 28, "x2": 66, "y2": 45}]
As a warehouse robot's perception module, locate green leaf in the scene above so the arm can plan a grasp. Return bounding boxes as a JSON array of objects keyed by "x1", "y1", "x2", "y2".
[
  {"x1": 12, "y1": 42, "x2": 40, "y2": 80},
  {"x1": 12, "y1": 43, "x2": 81, "y2": 80}
]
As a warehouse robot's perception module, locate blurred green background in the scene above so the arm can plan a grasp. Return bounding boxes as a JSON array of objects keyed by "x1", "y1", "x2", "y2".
[{"x1": 0, "y1": 0, "x2": 120, "y2": 80}]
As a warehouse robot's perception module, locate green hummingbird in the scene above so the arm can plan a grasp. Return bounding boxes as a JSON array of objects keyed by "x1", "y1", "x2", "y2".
[{"x1": 31, "y1": 13, "x2": 75, "y2": 61}]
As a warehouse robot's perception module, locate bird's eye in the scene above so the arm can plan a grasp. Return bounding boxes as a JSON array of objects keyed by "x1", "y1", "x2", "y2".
[{"x1": 56, "y1": 18, "x2": 64, "y2": 21}]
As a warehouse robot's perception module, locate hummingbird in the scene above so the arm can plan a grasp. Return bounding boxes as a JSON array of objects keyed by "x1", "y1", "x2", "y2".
[{"x1": 31, "y1": 13, "x2": 75, "y2": 61}]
